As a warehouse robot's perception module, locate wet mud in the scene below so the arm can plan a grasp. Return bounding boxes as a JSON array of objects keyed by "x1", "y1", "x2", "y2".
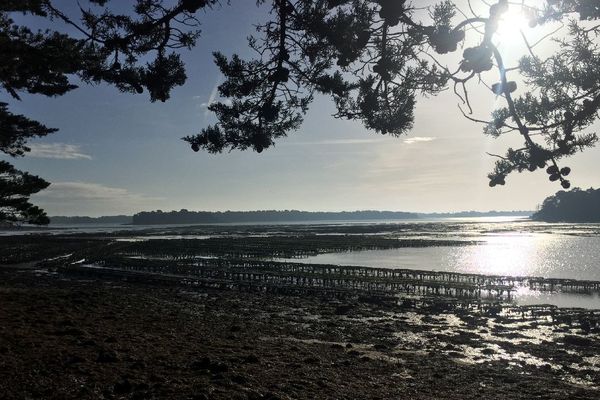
[{"x1": 0, "y1": 266, "x2": 598, "y2": 399}]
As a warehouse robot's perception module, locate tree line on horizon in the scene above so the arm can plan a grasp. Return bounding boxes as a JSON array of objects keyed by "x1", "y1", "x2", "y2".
[
  {"x1": 46, "y1": 209, "x2": 532, "y2": 225},
  {"x1": 532, "y1": 188, "x2": 600, "y2": 222}
]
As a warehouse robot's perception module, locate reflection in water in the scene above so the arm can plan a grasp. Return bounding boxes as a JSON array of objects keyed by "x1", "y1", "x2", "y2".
[
  {"x1": 449, "y1": 233, "x2": 599, "y2": 280},
  {"x1": 283, "y1": 232, "x2": 600, "y2": 309},
  {"x1": 458, "y1": 233, "x2": 541, "y2": 277},
  {"x1": 513, "y1": 286, "x2": 600, "y2": 309},
  {"x1": 293, "y1": 233, "x2": 600, "y2": 281}
]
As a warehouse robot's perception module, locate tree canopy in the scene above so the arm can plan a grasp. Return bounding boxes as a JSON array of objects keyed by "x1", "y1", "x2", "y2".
[
  {"x1": 1, "y1": 0, "x2": 599, "y2": 224},
  {"x1": 1, "y1": 0, "x2": 212, "y2": 224},
  {"x1": 532, "y1": 187, "x2": 600, "y2": 222}
]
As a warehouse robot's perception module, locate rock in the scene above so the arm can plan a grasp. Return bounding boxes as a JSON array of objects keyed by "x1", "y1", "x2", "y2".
[
  {"x1": 243, "y1": 354, "x2": 260, "y2": 364},
  {"x1": 80, "y1": 339, "x2": 96, "y2": 347},
  {"x1": 131, "y1": 360, "x2": 146, "y2": 370},
  {"x1": 132, "y1": 390, "x2": 150, "y2": 400},
  {"x1": 96, "y1": 349, "x2": 119, "y2": 363},
  {"x1": 114, "y1": 378, "x2": 132, "y2": 394},
  {"x1": 190, "y1": 357, "x2": 212, "y2": 370},
  {"x1": 210, "y1": 362, "x2": 229, "y2": 373},
  {"x1": 64, "y1": 354, "x2": 86, "y2": 366},
  {"x1": 149, "y1": 374, "x2": 164, "y2": 383},
  {"x1": 302, "y1": 356, "x2": 320, "y2": 364},
  {"x1": 52, "y1": 328, "x2": 85, "y2": 337},
  {"x1": 563, "y1": 335, "x2": 593, "y2": 347},
  {"x1": 190, "y1": 357, "x2": 229, "y2": 373},
  {"x1": 335, "y1": 304, "x2": 353, "y2": 315},
  {"x1": 231, "y1": 374, "x2": 248, "y2": 384}
]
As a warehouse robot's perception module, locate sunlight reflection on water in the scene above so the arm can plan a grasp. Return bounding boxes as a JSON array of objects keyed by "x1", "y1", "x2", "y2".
[
  {"x1": 284, "y1": 232, "x2": 600, "y2": 309},
  {"x1": 293, "y1": 233, "x2": 600, "y2": 281},
  {"x1": 449, "y1": 233, "x2": 600, "y2": 280}
]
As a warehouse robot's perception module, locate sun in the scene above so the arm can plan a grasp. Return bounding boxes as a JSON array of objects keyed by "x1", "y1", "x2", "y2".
[{"x1": 495, "y1": 5, "x2": 535, "y2": 47}]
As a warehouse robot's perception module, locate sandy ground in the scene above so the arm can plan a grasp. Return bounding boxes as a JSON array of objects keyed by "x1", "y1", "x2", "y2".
[{"x1": 0, "y1": 265, "x2": 599, "y2": 400}]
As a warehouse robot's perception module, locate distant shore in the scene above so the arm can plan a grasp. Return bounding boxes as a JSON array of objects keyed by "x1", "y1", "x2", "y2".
[{"x1": 47, "y1": 210, "x2": 533, "y2": 226}]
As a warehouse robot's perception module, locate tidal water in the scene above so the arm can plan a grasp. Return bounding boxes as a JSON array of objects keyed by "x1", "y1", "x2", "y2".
[
  {"x1": 291, "y1": 232, "x2": 600, "y2": 281},
  {"x1": 273, "y1": 217, "x2": 600, "y2": 309},
  {"x1": 4, "y1": 217, "x2": 600, "y2": 308}
]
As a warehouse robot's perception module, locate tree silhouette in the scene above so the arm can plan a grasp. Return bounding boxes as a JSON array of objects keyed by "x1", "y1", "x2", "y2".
[
  {"x1": 1, "y1": 0, "x2": 214, "y2": 224},
  {"x1": 532, "y1": 187, "x2": 600, "y2": 222},
  {"x1": 1, "y1": 1, "x2": 599, "y2": 224},
  {"x1": 184, "y1": 0, "x2": 600, "y2": 191}
]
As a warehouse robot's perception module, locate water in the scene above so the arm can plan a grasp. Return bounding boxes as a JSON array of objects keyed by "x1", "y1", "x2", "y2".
[
  {"x1": 289, "y1": 233, "x2": 600, "y2": 281},
  {"x1": 269, "y1": 218, "x2": 600, "y2": 309},
  {"x1": 4, "y1": 217, "x2": 600, "y2": 308}
]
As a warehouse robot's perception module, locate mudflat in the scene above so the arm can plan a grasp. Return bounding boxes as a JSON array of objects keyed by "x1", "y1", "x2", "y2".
[{"x1": 0, "y1": 266, "x2": 598, "y2": 400}]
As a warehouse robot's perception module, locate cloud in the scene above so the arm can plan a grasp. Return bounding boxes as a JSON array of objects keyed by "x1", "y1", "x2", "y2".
[
  {"x1": 31, "y1": 182, "x2": 164, "y2": 216},
  {"x1": 402, "y1": 136, "x2": 436, "y2": 144},
  {"x1": 195, "y1": 78, "x2": 221, "y2": 119},
  {"x1": 35, "y1": 182, "x2": 160, "y2": 201},
  {"x1": 27, "y1": 143, "x2": 92, "y2": 160}
]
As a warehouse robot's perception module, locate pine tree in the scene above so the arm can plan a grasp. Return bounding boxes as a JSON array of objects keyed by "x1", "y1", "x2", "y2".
[
  {"x1": 1, "y1": 1, "x2": 599, "y2": 224},
  {"x1": 184, "y1": 0, "x2": 600, "y2": 191},
  {"x1": 1, "y1": 0, "x2": 212, "y2": 224}
]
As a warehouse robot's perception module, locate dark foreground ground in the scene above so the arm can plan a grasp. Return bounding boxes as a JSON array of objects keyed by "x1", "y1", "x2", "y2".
[{"x1": 1, "y1": 265, "x2": 599, "y2": 400}]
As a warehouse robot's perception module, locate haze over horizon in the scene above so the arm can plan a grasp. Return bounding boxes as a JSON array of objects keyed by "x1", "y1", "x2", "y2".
[{"x1": 3, "y1": 1, "x2": 599, "y2": 217}]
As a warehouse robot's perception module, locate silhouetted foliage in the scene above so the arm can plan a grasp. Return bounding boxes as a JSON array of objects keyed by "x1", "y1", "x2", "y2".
[
  {"x1": 1, "y1": 1, "x2": 600, "y2": 224},
  {"x1": 0, "y1": 160, "x2": 49, "y2": 224},
  {"x1": 532, "y1": 188, "x2": 600, "y2": 222},
  {"x1": 1, "y1": 0, "x2": 214, "y2": 224},
  {"x1": 0, "y1": 103, "x2": 58, "y2": 157},
  {"x1": 184, "y1": 0, "x2": 600, "y2": 190}
]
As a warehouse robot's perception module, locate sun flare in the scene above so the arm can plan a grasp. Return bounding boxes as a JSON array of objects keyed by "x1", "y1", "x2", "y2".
[{"x1": 495, "y1": 5, "x2": 535, "y2": 46}]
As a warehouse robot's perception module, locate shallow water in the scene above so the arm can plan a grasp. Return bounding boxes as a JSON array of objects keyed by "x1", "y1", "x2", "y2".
[
  {"x1": 271, "y1": 219, "x2": 600, "y2": 309},
  {"x1": 5, "y1": 217, "x2": 600, "y2": 308},
  {"x1": 287, "y1": 233, "x2": 600, "y2": 281}
]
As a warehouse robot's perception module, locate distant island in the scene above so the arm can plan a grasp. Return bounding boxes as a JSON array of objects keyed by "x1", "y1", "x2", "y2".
[{"x1": 532, "y1": 188, "x2": 600, "y2": 222}]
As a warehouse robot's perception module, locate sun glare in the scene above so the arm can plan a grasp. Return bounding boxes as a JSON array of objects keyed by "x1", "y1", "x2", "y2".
[{"x1": 495, "y1": 5, "x2": 534, "y2": 47}]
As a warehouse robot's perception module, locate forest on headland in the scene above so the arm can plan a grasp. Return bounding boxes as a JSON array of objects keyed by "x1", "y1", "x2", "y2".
[{"x1": 532, "y1": 188, "x2": 600, "y2": 223}]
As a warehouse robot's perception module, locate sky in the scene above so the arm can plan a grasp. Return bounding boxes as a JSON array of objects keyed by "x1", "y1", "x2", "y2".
[{"x1": 2, "y1": 1, "x2": 599, "y2": 216}]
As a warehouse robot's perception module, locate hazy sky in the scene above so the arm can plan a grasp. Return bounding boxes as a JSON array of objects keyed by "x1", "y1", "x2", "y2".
[{"x1": 3, "y1": 1, "x2": 599, "y2": 216}]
